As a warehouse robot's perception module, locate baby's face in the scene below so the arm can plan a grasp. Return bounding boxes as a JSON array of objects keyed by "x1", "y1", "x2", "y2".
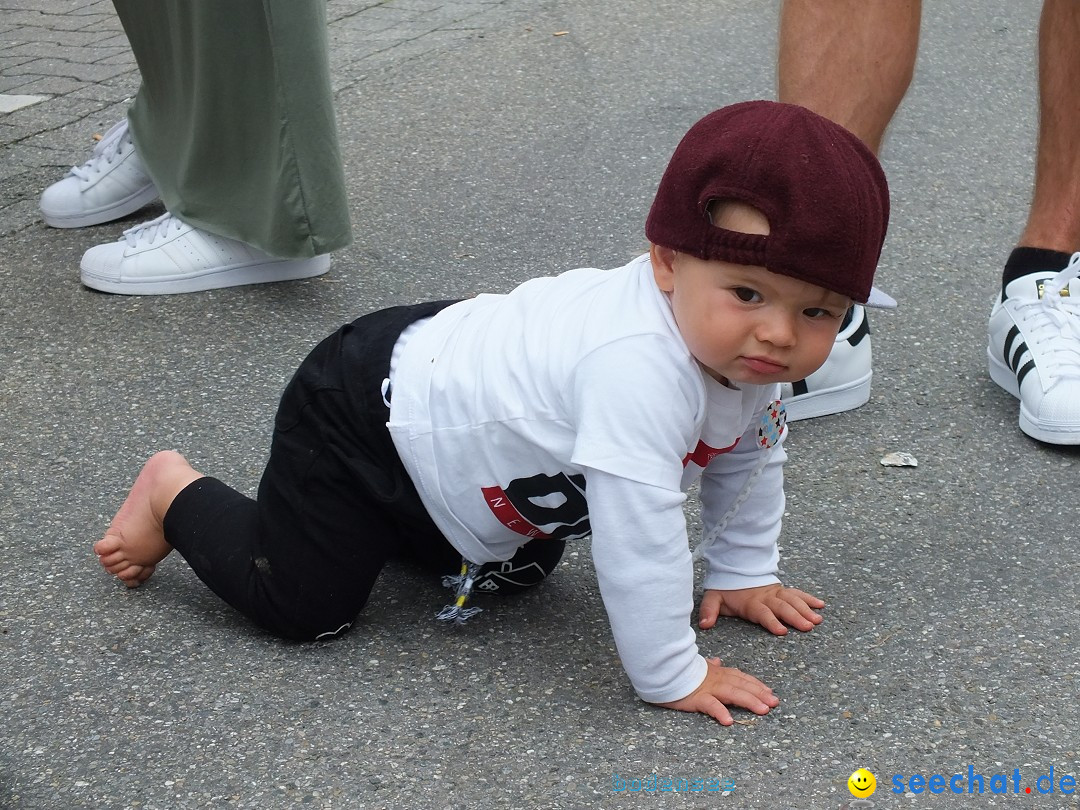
[{"x1": 651, "y1": 247, "x2": 851, "y2": 386}]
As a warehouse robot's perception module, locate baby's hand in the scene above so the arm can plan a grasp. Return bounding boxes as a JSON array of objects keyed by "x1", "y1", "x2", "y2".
[
  {"x1": 656, "y1": 657, "x2": 778, "y2": 725},
  {"x1": 699, "y1": 584, "x2": 824, "y2": 635}
]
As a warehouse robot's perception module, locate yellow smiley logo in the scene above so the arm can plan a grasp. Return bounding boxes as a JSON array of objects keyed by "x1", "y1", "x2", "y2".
[{"x1": 847, "y1": 768, "x2": 876, "y2": 798}]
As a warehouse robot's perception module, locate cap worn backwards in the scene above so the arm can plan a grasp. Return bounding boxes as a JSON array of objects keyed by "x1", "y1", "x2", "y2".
[{"x1": 644, "y1": 100, "x2": 893, "y2": 308}]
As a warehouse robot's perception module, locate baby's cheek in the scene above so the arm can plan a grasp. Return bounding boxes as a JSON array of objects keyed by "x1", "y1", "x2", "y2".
[{"x1": 800, "y1": 336, "x2": 836, "y2": 375}]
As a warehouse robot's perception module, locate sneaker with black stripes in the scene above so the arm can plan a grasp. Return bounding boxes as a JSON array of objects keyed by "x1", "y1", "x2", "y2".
[
  {"x1": 780, "y1": 304, "x2": 872, "y2": 421},
  {"x1": 987, "y1": 252, "x2": 1080, "y2": 444}
]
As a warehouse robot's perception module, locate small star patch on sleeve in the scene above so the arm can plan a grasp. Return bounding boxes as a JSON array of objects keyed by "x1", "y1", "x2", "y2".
[{"x1": 758, "y1": 400, "x2": 786, "y2": 448}]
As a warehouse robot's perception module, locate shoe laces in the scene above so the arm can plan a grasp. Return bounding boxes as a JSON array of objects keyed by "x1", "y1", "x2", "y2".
[
  {"x1": 70, "y1": 120, "x2": 131, "y2": 181},
  {"x1": 121, "y1": 212, "x2": 184, "y2": 248},
  {"x1": 1013, "y1": 252, "x2": 1080, "y2": 381}
]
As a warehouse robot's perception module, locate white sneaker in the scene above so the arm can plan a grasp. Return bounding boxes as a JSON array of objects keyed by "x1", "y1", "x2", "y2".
[
  {"x1": 40, "y1": 119, "x2": 159, "y2": 228},
  {"x1": 987, "y1": 253, "x2": 1080, "y2": 444},
  {"x1": 780, "y1": 304, "x2": 873, "y2": 421},
  {"x1": 80, "y1": 212, "x2": 331, "y2": 295}
]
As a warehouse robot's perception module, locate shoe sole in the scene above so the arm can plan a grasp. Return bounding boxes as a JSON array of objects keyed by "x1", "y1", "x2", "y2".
[
  {"x1": 987, "y1": 348, "x2": 1080, "y2": 445},
  {"x1": 782, "y1": 371, "x2": 871, "y2": 422},
  {"x1": 42, "y1": 184, "x2": 160, "y2": 229},
  {"x1": 81, "y1": 254, "x2": 331, "y2": 295}
]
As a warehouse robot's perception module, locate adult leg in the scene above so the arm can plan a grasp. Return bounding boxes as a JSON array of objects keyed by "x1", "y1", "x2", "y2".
[
  {"x1": 988, "y1": 0, "x2": 1080, "y2": 444},
  {"x1": 775, "y1": 1, "x2": 920, "y2": 420},
  {"x1": 1018, "y1": 0, "x2": 1080, "y2": 254},
  {"x1": 778, "y1": 0, "x2": 921, "y2": 154},
  {"x1": 113, "y1": 0, "x2": 349, "y2": 257},
  {"x1": 76, "y1": 0, "x2": 350, "y2": 295}
]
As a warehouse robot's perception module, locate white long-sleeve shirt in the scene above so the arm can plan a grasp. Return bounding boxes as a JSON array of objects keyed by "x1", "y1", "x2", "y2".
[{"x1": 387, "y1": 254, "x2": 784, "y2": 703}]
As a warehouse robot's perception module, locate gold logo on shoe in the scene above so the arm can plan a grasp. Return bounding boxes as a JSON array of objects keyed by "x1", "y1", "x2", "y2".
[{"x1": 1037, "y1": 280, "x2": 1070, "y2": 299}]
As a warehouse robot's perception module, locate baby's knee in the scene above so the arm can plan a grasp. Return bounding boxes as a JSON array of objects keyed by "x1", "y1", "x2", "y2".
[{"x1": 473, "y1": 539, "x2": 566, "y2": 596}]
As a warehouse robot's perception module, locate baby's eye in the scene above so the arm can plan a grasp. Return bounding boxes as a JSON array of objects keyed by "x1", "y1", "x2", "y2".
[
  {"x1": 733, "y1": 287, "x2": 761, "y2": 303},
  {"x1": 804, "y1": 307, "x2": 841, "y2": 319}
]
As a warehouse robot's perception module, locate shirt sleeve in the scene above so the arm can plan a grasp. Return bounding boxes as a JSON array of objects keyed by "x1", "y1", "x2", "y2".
[
  {"x1": 586, "y1": 467, "x2": 708, "y2": 704},
  {"x1": 698, "y1": 413, "x2": 786, "y2": 592},
  {"x1": 570, "y1": 335, "x2": 703, "y2": 492}
]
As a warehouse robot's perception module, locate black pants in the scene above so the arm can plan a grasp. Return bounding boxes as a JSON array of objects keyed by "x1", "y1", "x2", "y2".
[{"x1": 162, "y1": 302, "x2": 564, "y2": 640}]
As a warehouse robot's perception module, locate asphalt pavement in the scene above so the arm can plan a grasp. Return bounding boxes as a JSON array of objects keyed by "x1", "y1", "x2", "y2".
[{"x1": 2, "y1": 0, "x2": 1078, "y2": 808}]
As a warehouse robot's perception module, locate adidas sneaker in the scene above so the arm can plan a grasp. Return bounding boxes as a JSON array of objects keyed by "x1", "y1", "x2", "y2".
[
  {"x1": 780, "y1": 304, "x2": 872, "y2": 421},
  {"x1": 987, "y1": 253, "x2": 1080, "y2": 444},
  {"x1": 40, "y1": 119, "x2": 159, "y2": 228},
  {"x1": 80, "y1": 212, "x2": 330, "y2": 295}
]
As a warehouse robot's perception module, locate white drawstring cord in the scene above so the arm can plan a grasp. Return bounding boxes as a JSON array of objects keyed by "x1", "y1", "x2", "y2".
[{"x1": 691, "y1": 400, "x2": 786, "y2": 562}]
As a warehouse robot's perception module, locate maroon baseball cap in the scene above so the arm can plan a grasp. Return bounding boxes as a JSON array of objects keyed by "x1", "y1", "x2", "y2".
[{"x1": 645, "y1": 100, "x2": 893, "y2": 307}]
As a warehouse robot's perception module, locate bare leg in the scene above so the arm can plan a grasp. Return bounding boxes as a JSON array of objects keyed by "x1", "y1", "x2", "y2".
[
  {"x1": 93, "y1": 450, "x2": 204, "y2": 587},
  {"x1": 778, "y1": 0, "x2": 921, "y2": 154},
  {"x1": 1018, "y1": 0, "x2": 1080, "y2": 253}
]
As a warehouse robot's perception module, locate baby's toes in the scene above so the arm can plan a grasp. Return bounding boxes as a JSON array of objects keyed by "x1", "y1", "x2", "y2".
[
  {"x1": 97, "y1": 549, "x2": 129, "y2": 569},
  {"x1": 112, "y1": 562, "x2": 144, "y2": 580},
  {"x1": 94, "y1": 532, "x2": 123, "y2": 557},
  {"x1": 114, "y1": 563, "x2": 156, "y2": 586}
]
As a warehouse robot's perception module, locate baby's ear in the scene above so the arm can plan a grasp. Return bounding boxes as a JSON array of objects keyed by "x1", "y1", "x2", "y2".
[{"x1": 649, "y1": 244, "x2": 677, "y2": 292}]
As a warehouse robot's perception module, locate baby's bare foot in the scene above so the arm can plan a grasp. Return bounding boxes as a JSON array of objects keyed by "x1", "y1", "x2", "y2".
[{"x1": 94, "y1": 450, "x2": 202, "y2": 587}]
